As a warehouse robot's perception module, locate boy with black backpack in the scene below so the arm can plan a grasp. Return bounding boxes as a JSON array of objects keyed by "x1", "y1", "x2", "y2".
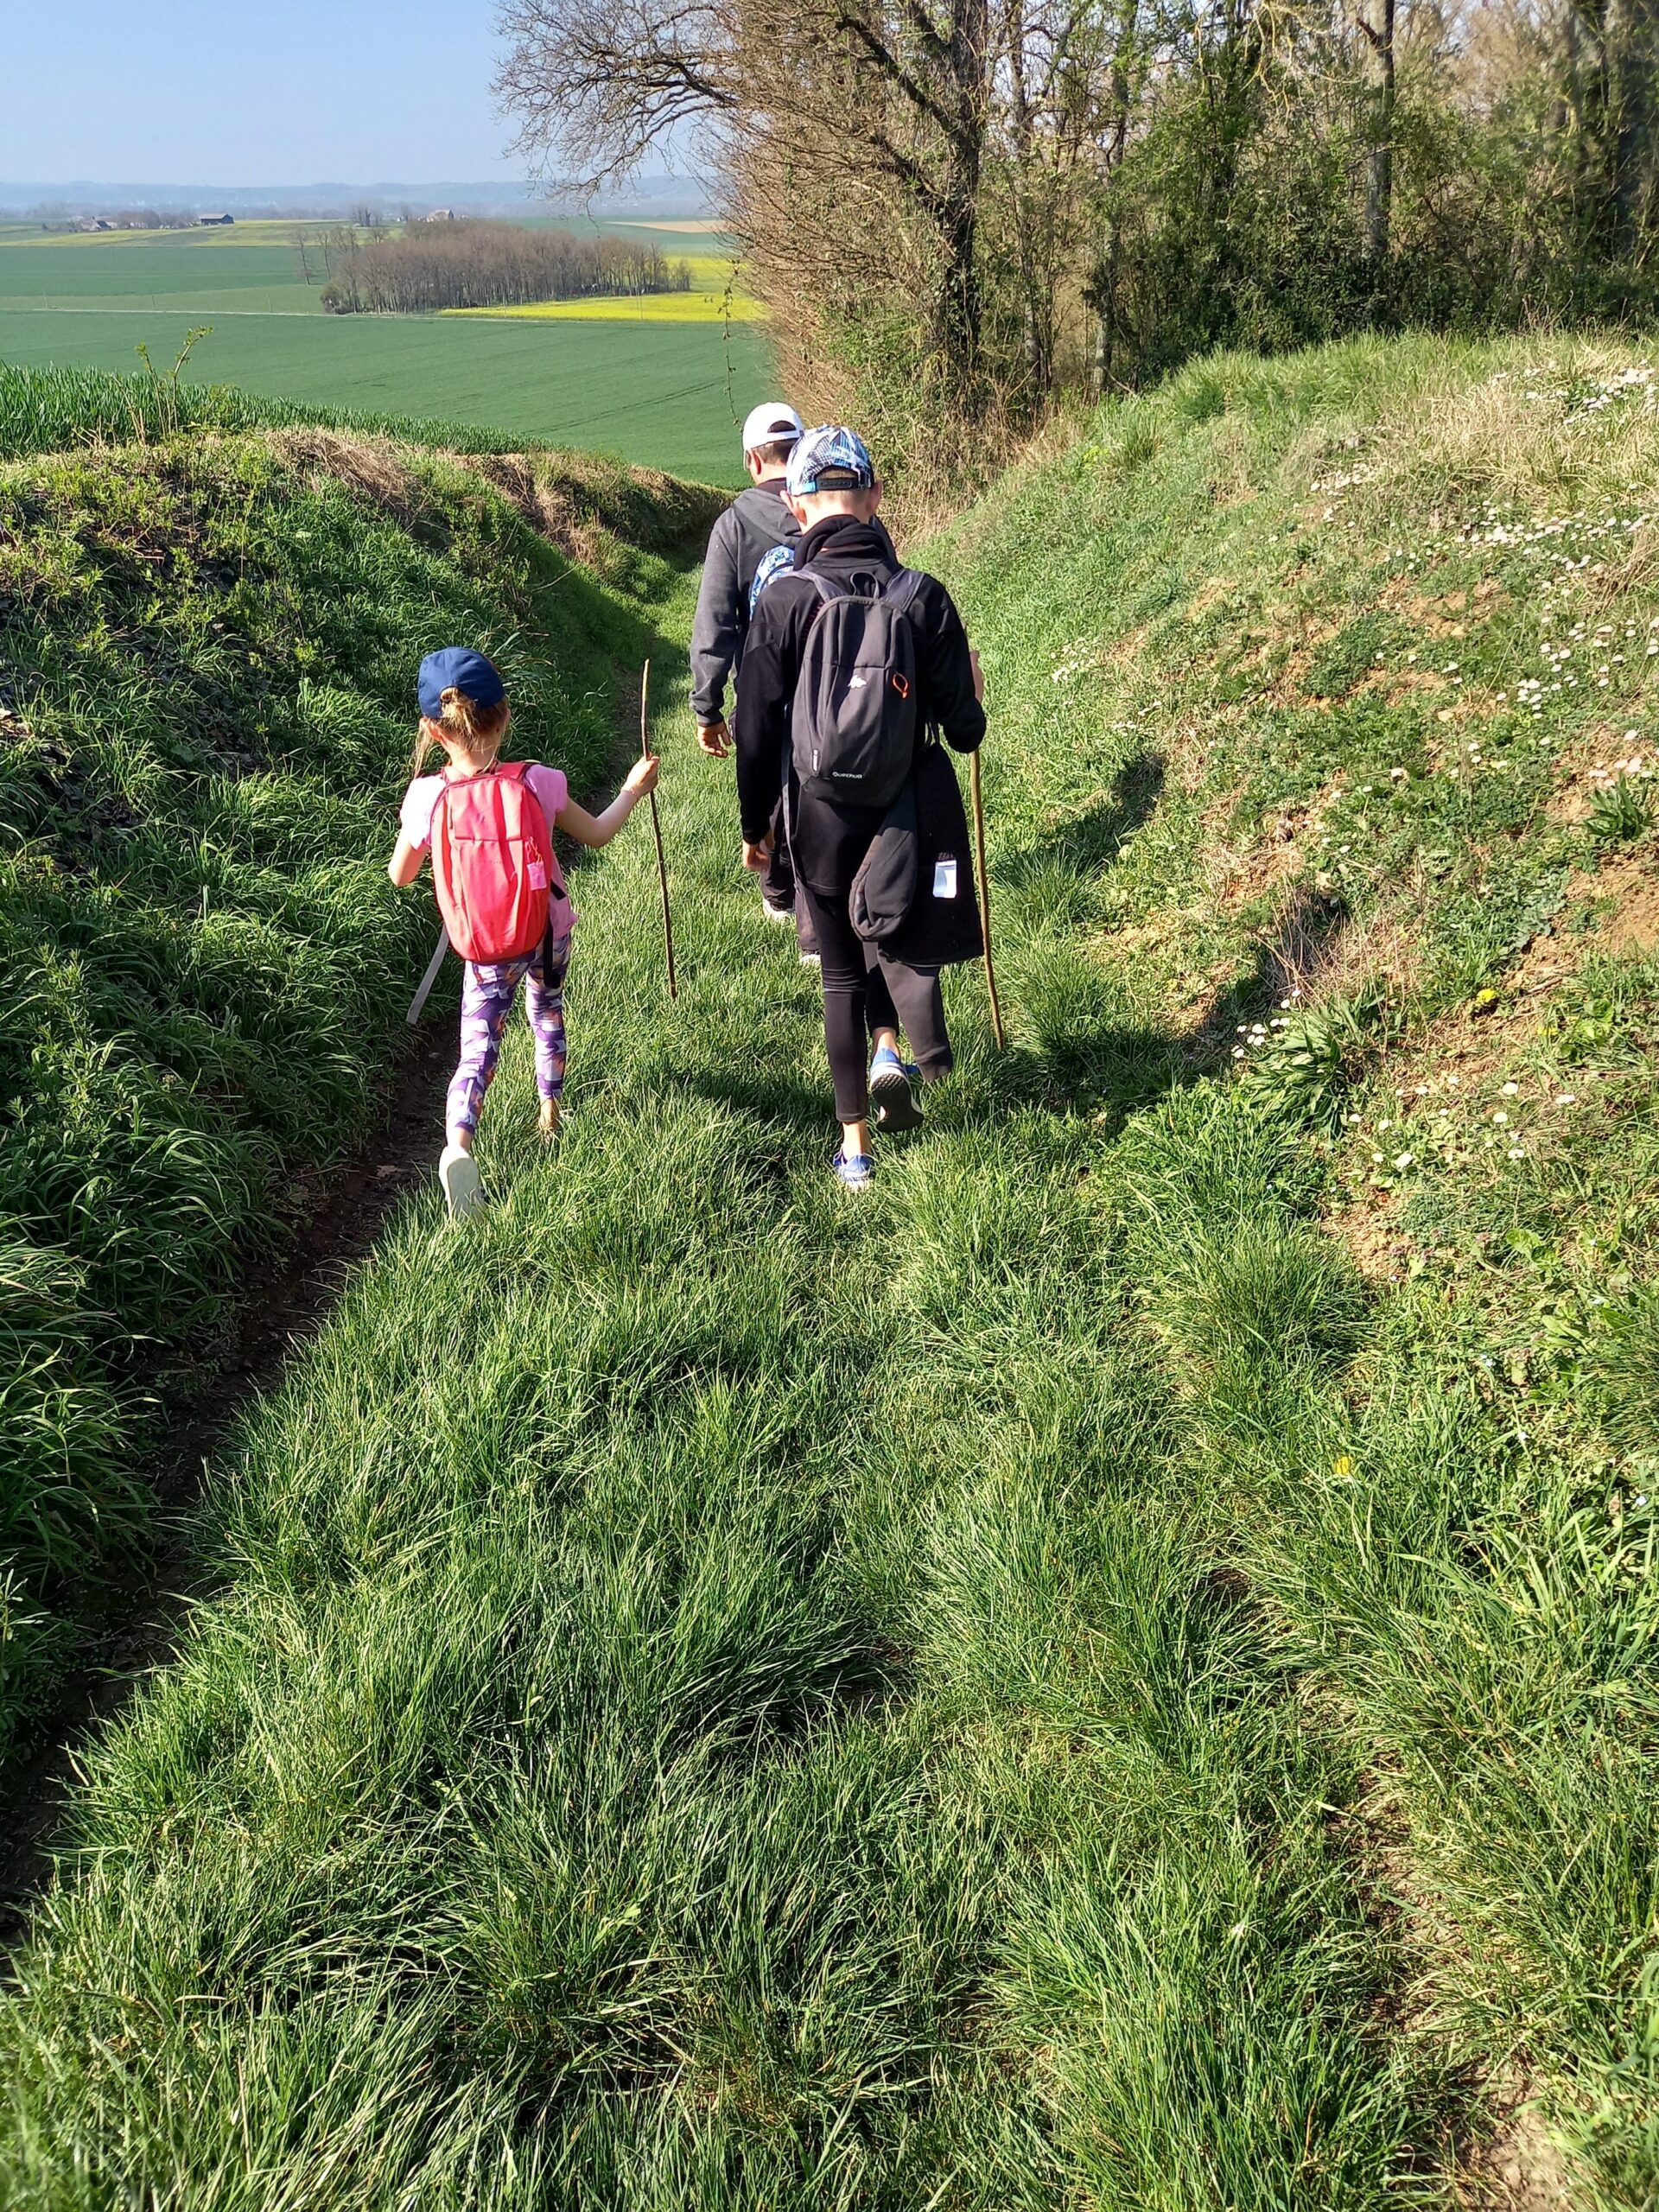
[{"x1": 733, "y1": 427, "x2": 986, "y2": 1188}]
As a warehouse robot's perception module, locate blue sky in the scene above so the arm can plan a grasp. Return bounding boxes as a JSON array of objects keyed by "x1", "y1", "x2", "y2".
[{"x1": 6, "y1": 0, "x2": 524, "y2": 185}]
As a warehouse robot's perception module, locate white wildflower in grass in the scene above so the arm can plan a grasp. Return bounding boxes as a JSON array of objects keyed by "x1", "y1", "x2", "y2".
[
  {"x1": 1508, "y1": 1147, "x2": 1526, "y2": 1160},
  {"x1": 1394, "y1": 1152, "x2": 1414, "y2": 1169},
  {"x1": 1502, "y1": 1082, "x2": 1518, "y2": 1095},
  {"x1": 1493, "y1": 1111, "x2": 1509, "y2": 1124},
  {"x1": 1555, "y1": 1093, "x2": 1577, "y2": 1105}
]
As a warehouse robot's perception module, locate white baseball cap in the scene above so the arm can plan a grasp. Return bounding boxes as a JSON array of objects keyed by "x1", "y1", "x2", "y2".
[{"x1": 741, "y1": 402, "x2": 804, "y2": 454}]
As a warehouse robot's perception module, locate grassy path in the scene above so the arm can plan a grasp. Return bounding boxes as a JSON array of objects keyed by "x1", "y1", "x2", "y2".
[
  {"x1": 0, "y1": 569, "x2": 1437, "y2": 2208},
  {"x1": 5, "y1": 332, "x2": 1659, "y2": 2205}
]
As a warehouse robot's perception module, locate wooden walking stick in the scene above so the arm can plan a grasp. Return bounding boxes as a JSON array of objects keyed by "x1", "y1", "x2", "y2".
[
  {"x1": 970, "y1": 750, "x2": 1005, "y2": 1050},
  {"x1": 640, "y1": 659, "x2": 677, "y2": 999}
]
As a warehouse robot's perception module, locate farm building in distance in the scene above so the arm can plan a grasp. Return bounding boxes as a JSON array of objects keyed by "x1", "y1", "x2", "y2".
[
  {"x1": 197, "y1": 212, "x2": 234, "y2": 226},
  {"x1": 426, "y1": 208, "x2": 456, "y2": 222}
]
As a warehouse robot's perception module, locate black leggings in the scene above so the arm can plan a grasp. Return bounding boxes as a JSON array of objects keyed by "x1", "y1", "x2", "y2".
[
  {"x1": 763, "y1": 794, "x2": 817, "y2": 952},
  {"x1": 798, "y1": 882, "x2": 952, "y2": 1122}
]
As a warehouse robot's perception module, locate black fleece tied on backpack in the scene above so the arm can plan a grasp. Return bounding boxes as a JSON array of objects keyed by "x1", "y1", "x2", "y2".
[
  {"x1": 732, "y1": 515, "x2": 985, "y2": 894},
  {"x1": 850, "y1": 741, "x2": 984, "y2": 968}
]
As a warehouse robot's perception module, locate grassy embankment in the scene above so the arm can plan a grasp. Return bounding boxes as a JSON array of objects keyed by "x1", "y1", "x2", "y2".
[
  {"x1": 3, "y1": 332, "x2": 1659, "y2": 2207},
  {"x1": 0, "y1": 363, "x2": 722, "y2": 1762}
]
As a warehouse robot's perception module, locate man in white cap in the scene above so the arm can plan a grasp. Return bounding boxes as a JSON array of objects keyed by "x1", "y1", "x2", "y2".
[
  {"x1": 690, "y1": 401, "x2": 809, "y2": 929},
  {"x1": 690, "y1": 402, "x2": 804, "y2": 760}
]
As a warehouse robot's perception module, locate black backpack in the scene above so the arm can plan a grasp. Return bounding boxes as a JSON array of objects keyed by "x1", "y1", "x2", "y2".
[{"x1": 791, "y1": 569, "x2": 925, "y2": 810}]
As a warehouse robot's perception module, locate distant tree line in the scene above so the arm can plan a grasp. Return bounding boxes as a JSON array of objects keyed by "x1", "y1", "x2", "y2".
[
  {"x1": 32, "y1": 208, "x2": 198, "y2": 232},
  {"x1": 319, "y1": 219, "x2": 690, "y2": 313},
  {"x1": 498, "y1": 0, "x2": 1659, "y2": 474}
]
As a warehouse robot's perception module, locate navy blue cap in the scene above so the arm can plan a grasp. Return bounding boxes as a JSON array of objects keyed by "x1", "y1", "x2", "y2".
[{"x1": 418, "y1": 646, "x2": 505, "y2": 721}]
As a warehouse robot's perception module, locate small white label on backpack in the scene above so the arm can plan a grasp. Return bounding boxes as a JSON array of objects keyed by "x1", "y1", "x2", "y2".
[
  {"x1": 529, "y1": 861, "x2": 548, "y2": 890},
  {"x1": 933, "y1": 857, "x2": 958, "y2": 899}
]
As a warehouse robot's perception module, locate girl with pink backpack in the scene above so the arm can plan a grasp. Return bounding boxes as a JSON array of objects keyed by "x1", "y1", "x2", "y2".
[{"x1": 388, "y1": 648, "x2": 660, "y2": 1217}]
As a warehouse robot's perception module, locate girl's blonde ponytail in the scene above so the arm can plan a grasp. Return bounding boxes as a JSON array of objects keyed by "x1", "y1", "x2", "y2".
[{"x1": 412, "y1": 683, "x2": 511, "y2": 775}]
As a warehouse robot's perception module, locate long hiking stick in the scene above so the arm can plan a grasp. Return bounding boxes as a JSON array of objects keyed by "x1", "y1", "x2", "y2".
[
  {"x1": 406, "y1": 928, "x2": 448, "y2": 1027},
  {"x1": 641, "y1": 659, "x2": 677, "y2": 999},
  {"x1": 970, "y1": 750, "x2": 1005, "y2": 1050}
]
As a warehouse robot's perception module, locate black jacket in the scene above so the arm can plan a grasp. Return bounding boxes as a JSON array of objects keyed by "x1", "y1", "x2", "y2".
[
  {"x1": 883, "y1": 741, "x2": 986, "y2": 968},
  {"x1": 689, "y1": 482, "x2": 800, "y2": 724},
  {"x1": 733, "y1": 515, "x2": 985, "y2": 887}
]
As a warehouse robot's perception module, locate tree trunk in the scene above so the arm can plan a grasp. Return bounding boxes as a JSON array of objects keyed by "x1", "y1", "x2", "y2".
[
  {"x1": 1092, "y1": 221, "x2": 1119, "y2": 397},
  {"x1": 1567, "y1": 0, "x2": 1618, "y2": 251},
  {"x1": 1611, "y1": 0, "x2": 1659, "y2": 260},
  {"x1": 1359, "y1": 0, "x2": 1396, "y2": 268},
  {"x1": 932, "y1": 0, "x2": 989, "y2": 382}
]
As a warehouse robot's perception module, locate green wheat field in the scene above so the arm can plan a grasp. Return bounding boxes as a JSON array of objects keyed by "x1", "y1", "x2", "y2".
[{"x1": 0, "y1": 220, "x2": 766, "y2": 480}]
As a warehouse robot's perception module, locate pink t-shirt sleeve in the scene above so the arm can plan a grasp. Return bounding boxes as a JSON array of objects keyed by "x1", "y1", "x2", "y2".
[
  {"x1": 524, "y1": 763, "x2": 575, "y2": 930},
  {"x1": 398, "y1": 773, "x2": 443, "y2": 853},
  {"x1": 524, "y1": 763, "x2": 569, "y2": 829}
]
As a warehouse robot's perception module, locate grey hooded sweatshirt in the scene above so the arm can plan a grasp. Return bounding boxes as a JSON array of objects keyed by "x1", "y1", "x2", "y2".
[{"x1": 689, "y1": 481, "x2": 801, "y2": 726}]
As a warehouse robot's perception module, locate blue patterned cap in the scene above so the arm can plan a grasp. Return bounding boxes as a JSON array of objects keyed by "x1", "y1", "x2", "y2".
[{"x1": 785, "y1": 425, "x2": 876, "y2": 497}]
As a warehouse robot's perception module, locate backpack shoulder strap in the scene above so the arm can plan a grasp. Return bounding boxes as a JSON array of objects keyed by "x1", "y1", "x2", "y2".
[
  {"x1": 881, "y1": 567, "x2": 926, "y2": 615},
  {"x1": 804, "y1": 570, "x2": 848, "y2": 607}
]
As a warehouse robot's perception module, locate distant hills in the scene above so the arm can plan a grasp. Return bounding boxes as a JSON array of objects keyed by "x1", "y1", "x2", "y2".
[{"x1": 0, "y1": 176, "x2": 711, "y2": 221}]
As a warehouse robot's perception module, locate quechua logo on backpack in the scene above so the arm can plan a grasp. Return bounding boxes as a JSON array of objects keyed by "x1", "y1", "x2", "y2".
[
  {"x1": 791, "y1": 569, "x2": 925, "y2": 810},
  {"x1": 429, "y1": 762, "x2": 559, "y2": 963}
]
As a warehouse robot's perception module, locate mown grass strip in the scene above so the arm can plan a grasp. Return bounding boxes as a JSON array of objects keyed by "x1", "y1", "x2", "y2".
[
  {"x1": 4, "y1": 331, "x2": 1658, "y2": 2206},
  {"x1": 1, "y1": 592, "x2": 1447, "y2": 2209}
]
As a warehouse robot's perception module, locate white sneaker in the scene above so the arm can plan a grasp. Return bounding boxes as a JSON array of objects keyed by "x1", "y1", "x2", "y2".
[
  {"x1": 439, "y1": 1143, "x2": 486, "y2": 1218},
  {"x1": 762, "y1": 897, "x2": 795, "y2": 925}
]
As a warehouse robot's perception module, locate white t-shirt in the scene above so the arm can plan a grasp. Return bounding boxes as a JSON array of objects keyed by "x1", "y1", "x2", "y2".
[{"x1": 399, "y1": 762, "x2": 575, "y2": 935}]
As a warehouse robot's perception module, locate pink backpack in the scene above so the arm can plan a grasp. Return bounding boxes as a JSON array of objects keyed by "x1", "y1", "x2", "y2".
[{"x1": 429, "y1": 762, "x2": 562, "y2": 964}]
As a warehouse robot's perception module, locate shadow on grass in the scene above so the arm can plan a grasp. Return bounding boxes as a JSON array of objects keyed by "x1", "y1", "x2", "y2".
[
  {"x1": 1000, "y1": 749, "x2": 1167, "y2": 895},
  {"x1": 1188, "y1": 885, "x2": 1351, "y2": 1063},
  {"x1": 984, "y1": 1028, "x2": 1192, "y2": 1128}
]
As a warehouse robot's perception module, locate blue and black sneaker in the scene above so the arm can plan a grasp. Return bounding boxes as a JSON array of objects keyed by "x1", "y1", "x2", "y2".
[
  {"x1": 832, "y1": 1147, "x2": 874, "y2": 1191},
  {"x1": 869, "y1": 1044, "x2": 923, "y2": 1133}
]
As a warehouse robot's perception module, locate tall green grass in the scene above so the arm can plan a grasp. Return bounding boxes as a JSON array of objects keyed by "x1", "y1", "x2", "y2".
[
  {"x1": 0, "y1": 359, "x2": 613, "y2": 465},
  {"x1": 0, "y1": 397, "x2": 721, "y2": 1757},
  {"x1": 4, "y1": 330, "x2": 1659, "y2": 2206}
]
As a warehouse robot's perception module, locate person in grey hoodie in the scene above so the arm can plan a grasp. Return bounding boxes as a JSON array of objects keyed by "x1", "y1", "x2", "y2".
[
  {"x1": 690, "y1": 403, "x2": 808, "y2": 930},
  {"x1": 690, "y1": 402, "x2": 804, "y2": 758}
]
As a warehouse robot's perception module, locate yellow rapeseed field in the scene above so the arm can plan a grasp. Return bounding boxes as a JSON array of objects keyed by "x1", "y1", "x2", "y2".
[{"x1": 444, "y1": 253, "x2": 762, "y2": 323}]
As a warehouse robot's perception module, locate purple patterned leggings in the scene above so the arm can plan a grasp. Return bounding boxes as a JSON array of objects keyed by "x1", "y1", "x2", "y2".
[{"x1": 446, "y1": 939, "x2": 571, "y2": 1144}]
